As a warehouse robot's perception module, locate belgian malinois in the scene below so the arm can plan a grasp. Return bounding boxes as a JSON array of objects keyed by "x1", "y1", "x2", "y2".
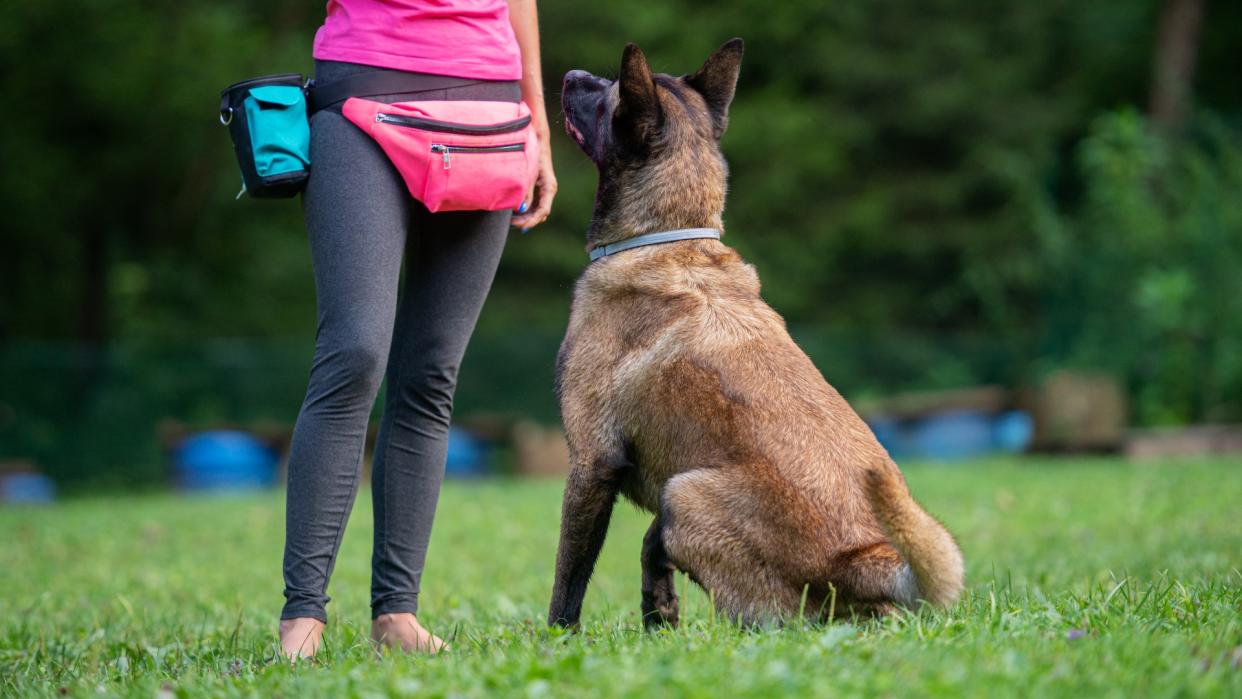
[{"x1": 549, "y1": 39, "x2": 964, "y2": 628}]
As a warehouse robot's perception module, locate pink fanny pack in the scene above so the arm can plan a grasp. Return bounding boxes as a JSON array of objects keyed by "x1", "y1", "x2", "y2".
[{"x1": 342, "y1": 98, "x2": 538, "y2": 213}]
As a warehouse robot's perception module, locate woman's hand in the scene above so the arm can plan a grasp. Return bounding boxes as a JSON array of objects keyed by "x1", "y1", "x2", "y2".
[
  {"x1": 508, "y1": 0, "x2": 555, "y2": 231},
  {"x1": 512, "y1": 138, "x2": 556, "y2": 230}
]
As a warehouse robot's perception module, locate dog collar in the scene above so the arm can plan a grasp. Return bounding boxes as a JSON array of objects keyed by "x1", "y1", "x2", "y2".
[{"x1": 588, "y1": 228, "x2": 722, "y2": 262}]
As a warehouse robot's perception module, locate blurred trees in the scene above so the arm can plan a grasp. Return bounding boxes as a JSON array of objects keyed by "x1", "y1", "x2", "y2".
[
  {"x1": 1, "y1": 1, "x2": 318, "y2": 341},
  {"x1": 2, "y1": 0, "x2": 1241, "y2": 485},
  {"x1": 1043, "y1": 110, "x2": 1242, "y2": 425}
]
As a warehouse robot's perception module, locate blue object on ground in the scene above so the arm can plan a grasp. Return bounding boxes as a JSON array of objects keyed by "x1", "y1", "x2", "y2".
[
  {"x1": 174, "y1": 430, "x2": 279, "y2": 491},
  {"x1": 908, "y1": 410, "x2": 995, "y2": 460},
  {"x1": 992, "y1": 410, "x2": 1034, "y2": 453},
  {"x1": 1, "y1": 473, "x2": 57, "y2": 504},
  {"x1": 868, "y1": 408, "x2": 1034, "y2": 461},
  {"x1": 445, "y1": 426, "x2": 488, "y2": 477}
]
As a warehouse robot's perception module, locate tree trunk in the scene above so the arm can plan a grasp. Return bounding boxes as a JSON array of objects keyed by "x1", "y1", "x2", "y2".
[{"x1": 1149, "y1": 0, "x2": 1204, "y2": 131}]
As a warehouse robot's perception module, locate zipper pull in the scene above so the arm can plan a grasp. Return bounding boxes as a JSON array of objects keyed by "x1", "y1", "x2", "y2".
[{"x1": 433, "y1": 144, "x2": 451, "y2": 169}]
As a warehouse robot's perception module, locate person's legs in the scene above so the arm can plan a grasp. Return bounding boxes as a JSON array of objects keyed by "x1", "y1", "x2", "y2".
[
  {"x1": 280, "y1": 76, "x2": 412, "y2": 650},
  {"x1": 280, "y1": 61, "x2": 518, "y2": 656},
  {"x1": 368, "y1": 205, "x2": 510, "y2": 651}
]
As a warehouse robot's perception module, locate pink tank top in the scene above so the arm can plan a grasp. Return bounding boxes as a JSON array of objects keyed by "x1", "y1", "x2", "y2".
[{"x1": 313, "y1": 0, "x2": 523, "y2": 81}]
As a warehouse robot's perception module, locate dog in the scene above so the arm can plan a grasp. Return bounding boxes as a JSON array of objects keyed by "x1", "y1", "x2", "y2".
[{"x1": 549, "y1": 39, "x2": 964, "y2": 628}]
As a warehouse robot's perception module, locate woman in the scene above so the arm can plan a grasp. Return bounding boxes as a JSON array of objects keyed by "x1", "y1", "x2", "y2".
[{"x1": 279, "y1": 0, "x2": 556, "y2": 658}]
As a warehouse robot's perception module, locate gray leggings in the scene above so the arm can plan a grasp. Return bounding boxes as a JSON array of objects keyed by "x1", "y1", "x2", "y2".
[{"x1": 281, "y1": 60, "x2": 515, "y2": 623}]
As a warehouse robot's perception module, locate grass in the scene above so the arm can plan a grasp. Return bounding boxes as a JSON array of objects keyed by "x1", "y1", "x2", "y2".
[{"x1": 1, "y1": 457, "x2": 1240, "y2": 697}]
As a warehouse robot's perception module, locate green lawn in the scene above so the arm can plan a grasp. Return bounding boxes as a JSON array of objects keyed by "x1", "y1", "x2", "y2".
[{"x1": 1, "y1": 457, "x2": 1240, "y2": 697}]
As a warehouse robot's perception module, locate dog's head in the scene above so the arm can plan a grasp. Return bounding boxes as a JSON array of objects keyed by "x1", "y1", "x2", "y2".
[{"x1": 562, "y1": 39, "x2": 744, "y2": 245}]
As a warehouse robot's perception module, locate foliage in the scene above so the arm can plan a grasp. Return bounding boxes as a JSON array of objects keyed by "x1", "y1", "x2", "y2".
[
  {"x1": 1037, "y1": 110, "x2": 1242, "y2": 425},
  {"x1": 2, "y1": 458, "x2": 1240, "y2": 696}
]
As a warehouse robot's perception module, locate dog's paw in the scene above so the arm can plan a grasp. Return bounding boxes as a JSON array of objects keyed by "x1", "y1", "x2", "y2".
[
  {"x1": 548, "y1": 615, "x2": 582, "y2": 631},
  {"x1": 641, "y1": 595, "x2": 680, "y2": 629}
]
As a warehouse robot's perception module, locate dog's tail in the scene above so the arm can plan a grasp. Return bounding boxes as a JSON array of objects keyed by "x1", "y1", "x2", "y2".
[{"x1": 864, "y1": 464, "x2": 964, "y2": 608}]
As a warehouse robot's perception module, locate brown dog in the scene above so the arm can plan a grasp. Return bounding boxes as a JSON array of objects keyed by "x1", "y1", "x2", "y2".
[{"x1": 549, "y1": 39, "x2": 964, "y2": 628}]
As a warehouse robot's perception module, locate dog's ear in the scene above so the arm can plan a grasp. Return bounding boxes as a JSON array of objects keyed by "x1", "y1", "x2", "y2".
[
  {"x1": 686, "y1": 38, "x2": 744, "y2": 138},
  {"x1": 615, "y1": 43, "x2": 662, "y2": 139}
]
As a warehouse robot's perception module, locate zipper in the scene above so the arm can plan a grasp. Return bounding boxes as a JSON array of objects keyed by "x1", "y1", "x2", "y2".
[
  {"x1": 430, "y1": 143, "x2": 525, "y2": 169},
  {"x1": 375, "y1": 112, "x2": 531, "y2": 135}
]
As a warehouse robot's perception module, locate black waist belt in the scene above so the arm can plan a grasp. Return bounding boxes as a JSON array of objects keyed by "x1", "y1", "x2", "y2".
[{"x1": 307, "y1": 69, "x2": 521, "y2": 113}]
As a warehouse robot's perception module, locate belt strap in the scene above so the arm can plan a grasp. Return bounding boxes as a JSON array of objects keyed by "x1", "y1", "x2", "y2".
[
  {"x1": 308, "y1": 70, "x2": 516, "y2": 113},
  {"x1": 588, "y1": 228, "x2": 722, "y2": 261}
]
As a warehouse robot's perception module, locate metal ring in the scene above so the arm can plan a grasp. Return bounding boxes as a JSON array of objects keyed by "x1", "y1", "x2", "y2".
[{"x1": 219, "y1": 107, "x2": 233, "y2": 126}]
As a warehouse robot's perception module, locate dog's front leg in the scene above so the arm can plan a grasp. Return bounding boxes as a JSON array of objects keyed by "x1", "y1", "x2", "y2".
[{"x1": 547, "y1": 449, "x2": 629, "y2": 628}]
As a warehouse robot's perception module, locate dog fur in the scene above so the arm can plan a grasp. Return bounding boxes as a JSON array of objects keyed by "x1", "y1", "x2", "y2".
[{"x1": 549, "y1": 39, "x2": 964, "y2": 628}]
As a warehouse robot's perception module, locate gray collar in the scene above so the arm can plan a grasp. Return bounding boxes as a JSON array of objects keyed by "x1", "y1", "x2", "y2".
[{"x1": 588, "y1": 228, "x2": 722, "y2": 262}]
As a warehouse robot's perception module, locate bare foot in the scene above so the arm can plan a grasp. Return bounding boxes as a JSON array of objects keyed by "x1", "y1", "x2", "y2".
[
  {"x1": 279, "y1": 617, "x2": 325, "y2": 660},
  {"x1": 370, "y1": 613, "x2": 446, "y2": 654}
]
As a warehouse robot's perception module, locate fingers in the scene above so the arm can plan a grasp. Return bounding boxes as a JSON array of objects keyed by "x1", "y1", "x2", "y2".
[
  {"x1": 512, "y1": 181, "x2": 555, "y2": 229},
  {"x1": 511, "y1": 163, "x2": 558, "y2": 230},
  {"x1": 511, "y1": 179, "x2": 555, "y2": 228},
  {"x1": 514, "y1": 180, "x2": 538, "y2": 222}
]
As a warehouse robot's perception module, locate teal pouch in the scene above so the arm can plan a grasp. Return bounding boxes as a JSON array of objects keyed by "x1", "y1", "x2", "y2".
[
  {"x1": 220, "y1": 74, "x2": 310, "y2": 199},
  {"x1": 244, "y1": 86, "x2": 310, "y2": 177}
]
